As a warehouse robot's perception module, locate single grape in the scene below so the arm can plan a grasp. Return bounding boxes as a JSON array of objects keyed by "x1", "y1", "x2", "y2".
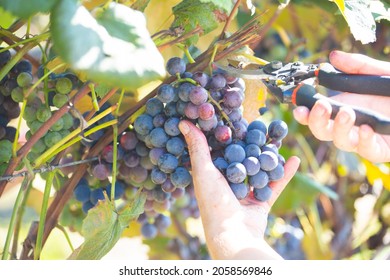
[
  {"x1": 53, "y1": 93, "x2": 68, "y2": 108},
  {"x1": 11, "y1": 87, "x2": 24, "y2": 102},
  {"x1": 123, "y1": 150, "x2": 140, "y2": 168},
  {"x1": 152, "y1": 113, "x2": 167, "y2": 128},
  {"x1": 106, "y1": 181, "x2": 125, "y2": 200},
  {"x1": 245, "y1": 144, "x2": 261, "y2": 158},
  {"x1": 82, "y1": 201, "x2": 95, "y2": 213},
  {"x1": 224, "y1": 144, "x2": 246, "y2": 164},
  {"x1": 232, "y1": 120, "x2": 247, "y2": 140},
  {"x1": 184, "y1": 102, "x2": 199, "y2": 119},
  {"x1": 164, "y1": 117, "x2": 181, "y2": 136},
  {"x1": 243, "y1": 157, "x2": 261, "y2": 176},
  {"x1": 208, "y1": 73, "x2": 227, "y2": 89},
  {"x1": 91, "y1": 163, "x2": 110, "y2": 181},
  {"x1": 146, "y1": 98, "x2": 164, "y2": 117},
  {"x1": 73, "y1": 181, "x2": 91, "y2": 202},
  {"x1": 90, "y1": 188, "x2": 105, "y2": 205},
  {"x1": 222, "y1": 87, "x2": 244, "y2": 109},
  {"x1": 151, "y1": 167, "x2": 168, "y2": 184},
  {"x1": 267, "y1": 163, "x2": 284, "y2": 181},
  {"x1": 135, "y1": 141, "x2": 149, "y2": 157},
  {"x1": 229, "y1": 183, "x2": 249, "y2": 200},
  {"x1": 249, "y1": 170, "x2": 269, "y2": 189},
  {"x1": 44, "y1": 131, "x2": 62, "y2": 147},
  {"x1": 161, "y1": 178, "x2": 176, "y2": 193},
  {"x1": 198, "y1": 114, "x2": 218, "y2": 132},
  {"x1": 0, "y1": 139, "x2": 12, "y2": 163},
  {"x1": 28, "y1": 120, "x2": 43, "y2": 134},
  {"x1": 49, "y1": 117, "x2": 64, "y2": 131},
  {"x1": 192, "y1": 72, "x2": 209, "y2": 87},
  {"x1": 141, "y1": 222, "x2": 158, "y2": 239},
  {"x1": 245, "y1": 129, "x2": 266, "y2": 146},
  {"x1": 140, "y1": 155, "x2": 154, "y2": 170},
  {"x1": 31, "y1": 138, "x2": 46, "y2": 154},
  {"x1": 268, "y1": 120, "x2": 288, "y2": 141},
  {"x1": 128, "y1": 165, "x2": 148, "y2": 183},
  {"x1": 228, "y1": 108, "x2": 242, "y2": 122},
  {"x1": 149, "y1": 147, "x2": 166, "y2": 165},
  {"x1": 166, "y1": 137, "x2": 185, "y2": 156},
  {"x1": 226, "y1": 162, "x2": 247, "y2": 184},
  {"x1": 16, "y1": 72, "x2": 33, "y2": 87},
  {"x1": 36, "y1": 106, "x2": 52, "y2": 122},
  {"x1": 178, "y1": 82, "x2": 194, "y2": 102},
  {"x1": 214, "y1": 125, "x2": 232, "y2": 143},
  {"x1": 253, "y1": 185, "x2": 272, "y2": 201},
  {"x1": 149, "y1": 127, "x2": 169, "y2": 148},
  {"x1": 175, "y1": 100, "x2": 188, "y2": 115},
  {"x1": 12, "y1": 60, "x2": 32, "y2": 74},
  {"x1": 170, "y1": 167, "x2": 192, "y2": 188},
  {"x1": 157, "y1": 153, "x2": 178, "y2": 173},
  {"x1": 198, "y1": 102, "x2": 215, "y2": 120},
  {"x1": 61, "y1": 113, "x2": 74, "y2": 130},
  {"x1": 0, "y1": 48, "x2": 11, "y2": 66},
  {"x1": 155, "y1": 214, "x2": 171, "y2": 232},
  {"x1": 166, "y1": 57, "x2": 186, "y2": 76},
  {"x1": 134, "y1": 114, "x2": 154, "y2": 136},
  {"x1": 55, "y1": 77, "x2": 73, "y2": 94},
  {"x1": 157, "y1": 84, "x2": 176, "y2": 103},
  {"x1": 164, "y1": 101, "x2": 179, "y2": 117},
  {"x1": 120, "y1": 131, "x2": 138, "y2": 150},
  {"x1": 212, "y1": 157, "x2": 229, "y2": 173},
  {"x1": 258, "y1": 151, "x2": 279, "y2": 171},
  {"x1": 189, "y1": 86, "x2": 208, "y2": 105},
  {"x1": 4, "y1": 126, "x2": 16, "y2": 142}
]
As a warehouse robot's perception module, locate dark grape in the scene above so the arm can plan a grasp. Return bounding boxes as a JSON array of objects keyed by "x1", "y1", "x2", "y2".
[
  {"x1": 128, "y1": 165, "x2": 148, "y2": 183},
  {"x1": 164, "y1": 117, "x2": 181, "y2": 136},
  {"x1": 245, "y1": 144, "x2": 261, "y2": 158},
  {"x1": 178, "y1": 83, "x2": 194, "y2": 102},
  {"x1": 229, "y1": 183, "x2": 250, "y2": 200},
  {"x1": 208, "y1": 73, "x2": 226, "y2": 89},
  {"x1": 184, "y1": 102, "x2": 199, "y2": 119},
  {"x1": 267, "y1": 163, "x2": 284, "y2": 181},
  {"x1": 222, "y1": 87, "x2": 244, "y2": 109},
  {"x1": 198, "y1": 102, "x2": 215, "y2": 120},
  {"x1": 166, "y1": 57, "x2": 186, "y2": 76},
  {"x1": 151, "y1": 167, "x2": 168, "y2": 184},
  {"x1": 123, "y1": 150, "x2": 140, "y2": 167},
  {"x1": 189, "y1": 86, "x2": 208, "y2": 105},
  {"x1": 91, "y1": 163, "x2": 110, "y2": 180},
  {"x1": 258, "y1": 151, "x2": 278, "y2": 171},
  {"x1": 120, "y1": 131, "x2": 138, "y2": 150},
  {"x1": 253, "y1": 185, "x2": 273, "y2": 201},
  {"x1": 90, "y1": 188, "x2": 105, "y2": 205},
  {"x1": 212, "y1": 157, "x2": 228, "y2": 173},
  {"x1": 243, "y1": 157, "x2": 261, "y2": 176},
  {"x1": 12, "y1": 60, "x2": 32, "y2": 74},
  {"x1": 158, "y1": 153, "x2": 179, "y2": 173},
  {"x1": 192, "y1": 72, "x2": 209, "y2": 87},
  {"x1": 74, "y1": 180, "x2": 91, "y2": 202},
  {"x1": 157, "y1": 84, "x2": 176, "y2": 103},
  {"x1": 152, "y1": 113, "x2": 167, "y2": 128},
  {"x1": 149, "y1": 127, "x2": 169, "y2": 148},
  {"x1": 146, "y1": 98, "x2": 164, "y2": 117},
  {"x1": 170, "y1": 167, "x2": 192, "y2": 188},
  {"x1": 249, "y1": 170, "x2": 269, "y2": 189},
  {"x1": 224, "y1": 144, "x2": 246, "y2": 164},
  {"x1": 268, "y1": 120, "x2": 288, "y2": 141},
  {"x1": 134, "y1": 114, "x2": 154, "y2": 136},
  {"x1": 166, "y1": 137, "x2": 185, "y2": 156},
  {"x1": 141, "y1": 222, "x2": 158, "y2": 239},
  {"x1": 106, "y1": 181, "x2": 125, "y2": 200},
  {"x1": 226, "y1": 162, "x2": 247, "y2": 184},
  {"x1": 214, "y1": 125, "x2": 232, "y2": 143},
  {"x1": 198, "y1": 114, "x2": 218, "y2": 132}
]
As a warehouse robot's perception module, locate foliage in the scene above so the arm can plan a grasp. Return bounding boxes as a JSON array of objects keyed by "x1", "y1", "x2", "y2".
[{"x1": 0, "y1": 0, "x2": 389, "y2": 260}]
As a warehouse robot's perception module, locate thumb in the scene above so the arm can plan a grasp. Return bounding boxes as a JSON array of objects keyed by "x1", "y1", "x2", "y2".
[{"x1": 178, "y1": 120, "x2": 213, "y2": 170}]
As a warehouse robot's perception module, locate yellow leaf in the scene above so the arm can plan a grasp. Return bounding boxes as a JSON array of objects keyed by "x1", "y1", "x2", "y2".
[
  {"x1": 331, "y1": 0, "x2": 346, "y2": 16},
  {"x1": 363, "y1": 160, "x2": 390, "y2": 191}
]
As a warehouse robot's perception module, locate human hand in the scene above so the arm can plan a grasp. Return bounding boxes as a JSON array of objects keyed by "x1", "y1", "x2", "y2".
[
  {"x1": 178, "y1": 120, "x2": 300, "y2": 260},
  {"x1": 293, "y1": 50, "x2": 390, "y2": 163}
]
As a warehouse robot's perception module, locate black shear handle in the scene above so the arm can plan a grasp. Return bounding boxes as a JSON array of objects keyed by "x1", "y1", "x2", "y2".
[
  {"x1": 292, "y1": 84, "x2": 390, "y2": 135},
  {"x1": 316, "y1": 63, "x2": 390, "y2": 97}
]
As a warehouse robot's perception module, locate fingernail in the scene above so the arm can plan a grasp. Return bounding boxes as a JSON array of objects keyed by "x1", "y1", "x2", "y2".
[
  {"x1": 360, "y1": 125, "x2": 372, "y2": 139},
  {"x1": 338, "y1": 112, "x2": 350, "y2": 124},
  {"x1": 179, "y1": 121, "x2": 190, "y2": 135},
  {"x1": 315, "y1": 104, "x2": 326, "y2": 116}
]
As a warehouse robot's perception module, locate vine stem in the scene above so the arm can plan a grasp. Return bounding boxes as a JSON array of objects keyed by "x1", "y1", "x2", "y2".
[
  {"x1": 34, "y1": 171, "x2": 55, "y2": 260},
  {"x1": 218, "y1": 0, "x2": 242, "y2": 40},
  {"x1": 1, "y1": 177, "x2": 30, "y2": 260}
]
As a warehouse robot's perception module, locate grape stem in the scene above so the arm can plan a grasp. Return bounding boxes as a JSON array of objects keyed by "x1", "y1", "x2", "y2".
[{"x1": 207, "y1": 92, "x2": 234, "y2": 130}]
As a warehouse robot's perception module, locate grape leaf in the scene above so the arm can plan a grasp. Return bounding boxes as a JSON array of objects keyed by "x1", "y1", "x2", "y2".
[
  {"x1": 0, "y1": 0, "x2": 58, "y2": 19},
  {"x1": 199, "y1": 0, "x2": 233, "y2": 13},
  {"x1": 331, "y1": 0, "x2": 377, "y2": 44},
  {"x1": 131, "y1": 0, "x2": 151, "y2": 12},
  {"x1": 171, "y1": 0, "x2": 228, "y2": 45},
  {"x1": 69, "y1": 190, "x2": 146, "y2": 260},
  {"x1": 50, "y1": 0, "x2": 165, "y2": 90}
]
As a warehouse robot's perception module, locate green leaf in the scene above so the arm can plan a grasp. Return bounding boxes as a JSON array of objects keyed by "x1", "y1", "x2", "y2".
[
  {"x1": 131, "y1": 0, "x2": 151, "y2": 12},
  {"x1": 171, "y1": 0, "x2": 227, "y2": 45},
  {"x1": 0, "y1": 0, "x2": 58, "y2": 19},
  {"x1": 50, "y1": 0, "x2": 165, "y2": 90},
  {"x1": 272, "y1": 172, "x2": 338, "y2": 214},
  {"x1": 331, "y1": 0, "x2": 376, "y2": 44},
  {"x1": 199, "y1": 0, "x2": 233, "y2": 13},
  {"x1": 0, "y1": 7, "x2": 15, "y2": 28},
  {"x1": 69, "y1": 191, "x2": 146, "y2": 260}
]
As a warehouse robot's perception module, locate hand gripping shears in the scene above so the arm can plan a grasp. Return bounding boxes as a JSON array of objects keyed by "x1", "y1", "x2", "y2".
[{"x1": 215, "y1": 60, "x2": 390, "y2": 134}]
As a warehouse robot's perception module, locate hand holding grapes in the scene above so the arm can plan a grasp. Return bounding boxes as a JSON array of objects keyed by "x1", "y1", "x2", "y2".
[
  {"x1": 293, "y1": 51, "x2": 390, "y2": 163},
  {"x1": 179, "y1": 120, "x2": 300, "y2": 259}
]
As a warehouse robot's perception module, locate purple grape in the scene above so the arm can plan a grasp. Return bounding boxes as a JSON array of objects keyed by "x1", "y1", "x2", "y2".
[
  {"x1": 152, "y1": 113, "x2": 167, "y2": 128},
  {"x1": 151, "y1": 167, "x2": 168, "y2": 184},
  {"x1": 135, "y1": 141, "x2": 149, "y2": 157},
  {"x1": 149, "y1": 127, "x2": 169, "y2": 148},
  {"x1": 171, "y1": 167, "x2": 192, "y2": 188},
  {"x1": 149, "y1": 147, "x2": 166, "y2": 165},
  {"x1": 140, "y1": 156, "x2": 154, "y2": 170},
  {"x1": 245, "y1": 144, "x2": 261, "y2": 158},
  {"x1": 161, "y1": 178, "x2": 176, "y2": 193},
  {"x1": 247, "y1": 120, "x2": 267, "y2": 135},
  {"x1": 232, "y1": 78, "x2": 246, "y2": 91},
  {"x1": 267, "y1": 163, "x2": 284, "y2": 181},
  {"x1": 178, "y1": 82, "x2": 194, "y2": 102},
  {"x1": 208, "y1": 73, "x2": 226, "y2": 89},
  {"x1": 226, "y1": 162, "x2": 247, "y2": 184},
  {"x1": 189, "y1": 86, "x2": 208, "y2": 105},
  {"x1": 124, "y1": 150, "x2": 140, "y2": 167},
  {"x1": 232, "y1": 121, "x2": 247, "y2": 140},
  {"x1": 176, "y1": 100, "x2": 188, "y2": 115},
  {"x1": 228, "y1": 108, "x2": 242, "y2": 122},
  {"x1": 155, "y1": 214, "x2": 171, "y2": 232},
  {"x1": 245, "y1": 129, "x2": 266, "y2": 146},
  {"x1": 128, "y1": 165, "x2": 148, "y2": 183},
  {"x1": 164, "y1": 117, "x2": 181, "y2": 136},
  {"x1": 184, "y1": 102, "x2": 199, "y2": 119},
  {"x1": 198, "y1": 102, "x2": 215, "y2": 120},
  {"x1": 209, "y1": 89, "x2": 223, "y2": 101},
  {"x1": 166, "y1": 57, "x2": 186, "y2": 76},
  {"x1": 198, "y1": 114, "x2": 218, "y2": 132},
  {"x1": 166, "y1": 137, "x2": 185, "y2": 156},
  {"x1": 141, "y1": 222, "x2": 158, "y2": 239},
  {"x1": 192, "y1": 72, "x2": 209, "y2": 87},
  {"x1": 214, "y1": 125, "x2": 232, "y2": 143},
  {"x1": 222, "y1": 87, "x2": 243, "y2": 109},
  {"x1": 134, "y1": 114, "x2": 154, "y2": 136}
]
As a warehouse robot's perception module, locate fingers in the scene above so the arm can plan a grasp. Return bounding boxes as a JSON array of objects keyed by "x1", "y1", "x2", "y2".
[
  {"x1": 329, "y1": 50, "x2": 390, "y2": 76},
  {"x1": 332, "y1": 106, "x2": 358, "y2": 152},
  {"x1": 307, "y1": 99, "x2": 333, "y2": 141}
]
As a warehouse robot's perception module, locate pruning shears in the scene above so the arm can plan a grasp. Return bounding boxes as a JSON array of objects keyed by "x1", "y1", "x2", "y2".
[{"x1": 215, "y1": 60, "x2": 390, "y2": 135}]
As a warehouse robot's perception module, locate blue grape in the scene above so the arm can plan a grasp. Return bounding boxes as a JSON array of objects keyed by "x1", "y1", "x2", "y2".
[
  {"x1": 164, "y1": 117, "x2": 181, "y2": 136},
  {"x1": 189, "y1": 86, "x2": 208, "y2": 105},
  {"x1": 149, "y1": 147, "x2": 166, "y2": 165},
  {"x1": 222, "y1": 87, "x2": 243, "y2": 109},
  {"x1": 152, "y1": 113, "x2": 167, "y2": 128},
  {"x1": 164, "y1": 101, "x2": 179, "y2": 117},
  {"x1": 178, "y1": 82, "x2": 194, "y2": 102},
  {"x1": 242, "y1": 157, "x2": 261, "y2": 176},
  {"x1": 208, "y1": 73, "x2": 226, "y2": 89},
  {"x1": 106, "y1": 181, "x2": 125, "y2": 200},
  {"x1": 140, "y1": 156, "x2": 154, "y2": 170},
  {"x1": 192, "y1": 72, "x2": 209, "y2": 87},
  {"x1": 224, "y1": 144, "x2": 246, "y2": 163},
  {"x1": 166, "y1": 57, "x2": 186, "y2": 76},
  {"x1": 128, "y1": 165, "x2": 148, "y2": 183},
  {"x1": 249, "y1": 170, "x2": 269, "y2": 189},
  {"x1": 151, "y1": 167, "x2": 168, "y2": 184},
  {"x1": 141, "y1": 222, "x2": 158, "y2": 239},
  {"x1": 268, "y1": 120, "x2": 288, "y2": 141},
  {"x1": 226, "y1": 162, "x2": 247, "y2": 184},
  {"x1": 82, "y1": 201, "x2": 95, "y2": 213},
  {"x1": 261, "y1": 143, "x2": 278, "y2": 154},
  {"x1": 259, "y1": 151, "x2": 278, "y2": 171},
  {"x1": 245, "y1": 129, "x2": 266, "y2": 146},
  {"x1": 166, "y1": 137, "x2": 185, "y2": 156},
  {"x1": 176, "y1": 100, "x2": 188, "y2": 115},
  {"x1": 158, "y1": 153, "x2": 179, "y2": 173},
  {"x1": 232, "y1": 121, "x2": 247, "y2": 140},
  {"x1": 134, "y1": 114, "x2": 154, "y2": 135},
  {"x1": 267, "y1": 163, "x2": 284, "y2": 181},
  {"x1": 247, "y1": 120, "x2": 267, "y2": 135},
  {"x1": 253, "y1": 185, "x2": 273, "y2": 201},
  {"x1": 229, "y1": 183, "x2": 249, "y2": 200},
  {"x1": 149, "y1": 127, "x2": 169, "y2": 148},
  {"x1": 155, "y1": 214, "x2": 171, "y2": 232},
  {"x1": 73, "y1": 180, "x2": 91, "y2": 202},
  {"x1": 161, "y1": 178, "x2": 176, "y2": 193},
  {"x1": 213, "y1": 157, "x2": 229, "y2": 173},
  {"x1": 198, "y1": 114, "x2": 218, "y2": 132},
  {"x1": 124, "y1": 151, "x2": 140, "y2": 168},
  {"x1": 146, "y1": 98, "x2": 164, "y2": 116},
  {"x1": 170, "y1": 167, "x2": 192, "y2": 188},
  {"x1": 135, "y1": 141, "x2": 149, "y2": 157},
  {"x1": 90, "y1": 188, "x2": 105, "y2": 205},
  {"x1": 245, "y1": 144, "x2": 261, "y2": 158},
  {"x1": 157, "y1": 84, "x2": 176, "y2": 103}
]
